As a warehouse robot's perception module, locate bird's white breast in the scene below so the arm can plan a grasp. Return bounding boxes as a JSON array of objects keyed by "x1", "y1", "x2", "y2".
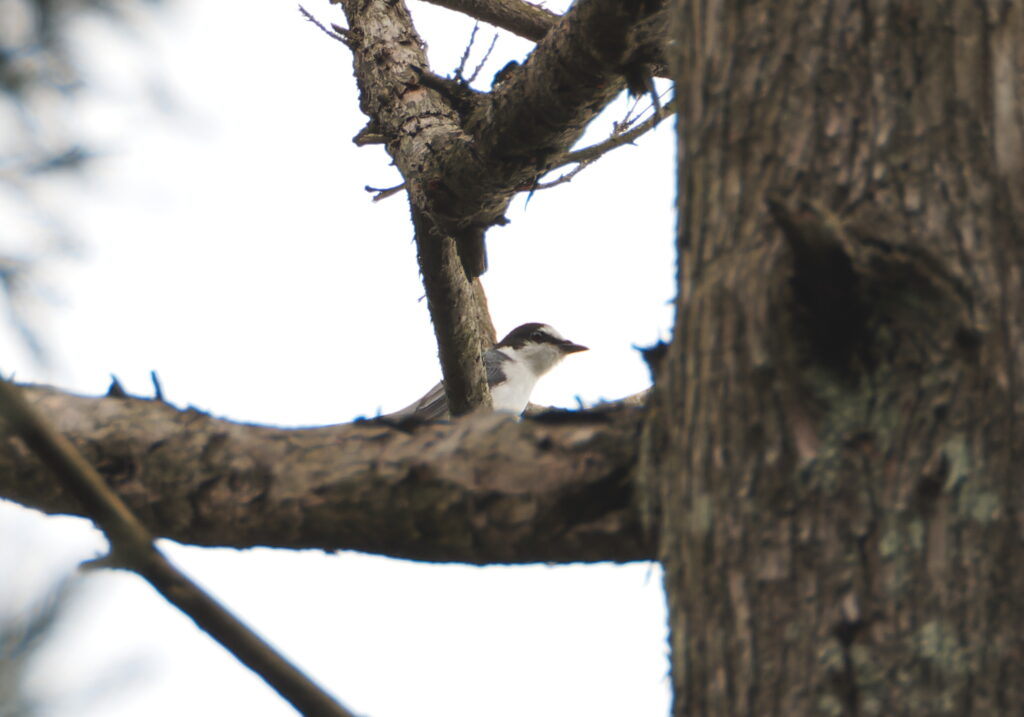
[{"x1": 490, "y1": 352, "x2": 540, "y2": 414}]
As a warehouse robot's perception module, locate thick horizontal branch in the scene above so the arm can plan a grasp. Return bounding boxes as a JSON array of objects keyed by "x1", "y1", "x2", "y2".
[{"x1": 1, "y1": 386, "x2": 651, "y2": 564}]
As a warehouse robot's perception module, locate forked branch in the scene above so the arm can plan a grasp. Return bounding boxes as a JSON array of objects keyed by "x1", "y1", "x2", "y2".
[{"x1": 336, "y1": 0, "x2": 665, "y2": 414}]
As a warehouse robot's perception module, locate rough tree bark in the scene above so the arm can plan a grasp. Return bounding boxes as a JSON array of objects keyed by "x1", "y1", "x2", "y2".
[
  {"x1": 1, "y1": 386, "x2": 647, "y2": 563},
  {"x1": 644, "y1": 0, "x2": 1024, "y2": 714}
]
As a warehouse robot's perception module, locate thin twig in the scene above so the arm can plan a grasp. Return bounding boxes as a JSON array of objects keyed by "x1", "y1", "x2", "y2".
[
  {"x1": 420, "y1": 0, "x2": 558, "y2": 42},
  {"x1": 529, "y1": 161, "x2": 592, "y2": 191},
  {"x1": 454, "y1": 22, "x2": 480, "y2": 82},
  {"x1": 467, "y1": 32, "x2": 499, "y2": 85},
  {"x1": 521, "y1": 97, "x2": 675, "y2": 195},
  {"x1": 0, "y1": 379, "x2": 357, "y2": 717},
  {"x1": 106, "y1": 375, "x2": 127, "y2": 398},
  {"x1": 150, "y1": 370, "x2": 164, "y2": 402},
  {"x1": 553, "y1": 96, "x2": 676, "y2": 169},
  {"x1": 621, "y1": 90, "x2": 648, "y2": 128},
  {"x1": 365, "y1": 183, "x2": 406, "y2": 201},
  {"x1": 298, "y1": 4, "x2": 350, "y2": 45}
]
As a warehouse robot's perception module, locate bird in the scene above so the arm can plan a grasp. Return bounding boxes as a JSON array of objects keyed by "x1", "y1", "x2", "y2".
[{"x1": 384, "y1": 323, "x2": 588, "y2": 420}]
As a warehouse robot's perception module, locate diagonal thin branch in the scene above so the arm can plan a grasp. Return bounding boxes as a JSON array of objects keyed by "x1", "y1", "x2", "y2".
[
  {"x1": 467, "y1": 0, "x2": 663, "y2": 168},
  {"x1": 527, "y1": 96, "x2": 676, "y2": 192},
  {"x1": 552, "y1": 96, "x2": 676, "y2": 170},
  {"x1": 298, "y1": 4, "x2": 350, "y2": 45},
  {"x1": 453, "y1": 22, "x2": 481, "y2": 82},
  {"x1": 365, "y1": 182, "x2": 406, "y2": 201},
  {"x1": 421, "y1": 0, "x2": 559, "y2": 42},
  {"x1": 411, "y1": 209, "x2": 495, "y2": 416},
  {"x1": 0, "y1": 378, "x2": 357, "y2": 717},
  {"x1": 467, "y1": 30, "x2": 499, "y2": 85}
]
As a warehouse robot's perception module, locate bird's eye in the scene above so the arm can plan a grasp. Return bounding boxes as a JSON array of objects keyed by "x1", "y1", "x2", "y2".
[{"x1": 530, "y1": 330, "x2": 546, "y2": 341}]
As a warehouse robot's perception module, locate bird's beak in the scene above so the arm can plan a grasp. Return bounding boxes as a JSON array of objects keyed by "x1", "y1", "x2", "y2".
[{"x1": 560, "y1": 341, "x2": 588, "y2": 354}]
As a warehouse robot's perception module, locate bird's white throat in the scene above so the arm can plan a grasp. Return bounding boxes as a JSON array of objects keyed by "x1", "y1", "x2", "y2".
[{"x1": 488, "y1": 343, "x2": 568, "y2": 414}]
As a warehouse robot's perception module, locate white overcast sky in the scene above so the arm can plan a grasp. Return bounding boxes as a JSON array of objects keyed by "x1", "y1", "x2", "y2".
[{"x1": 1, "y1": 1, "x2": 677, "y2": 715}]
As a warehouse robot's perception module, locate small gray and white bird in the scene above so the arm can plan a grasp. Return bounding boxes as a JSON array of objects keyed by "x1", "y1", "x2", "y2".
[{"x1": 385, "y1": 323, "x2": 588, "y2": 420}]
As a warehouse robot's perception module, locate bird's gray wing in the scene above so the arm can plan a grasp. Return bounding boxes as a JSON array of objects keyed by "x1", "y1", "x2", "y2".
[
  {"x1": 484, "y1": 348, "x2": 510, "y2": 385},
  {"x1": 383, "y1": 380, "x2": 449, "y2": 420},
  {"x1": 382, "y1": 349, "x2": 510, "y2": 420}
]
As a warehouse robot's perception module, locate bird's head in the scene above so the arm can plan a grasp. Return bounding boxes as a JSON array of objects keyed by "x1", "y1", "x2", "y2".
[{"x1": 495, "y1": 323, "x2": 588, "y2": 377}]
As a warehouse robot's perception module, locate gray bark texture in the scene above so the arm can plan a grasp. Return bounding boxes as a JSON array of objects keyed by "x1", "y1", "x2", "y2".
[
  {"x1": 1, "y1": 386, "x2": 648, "y2": 564},
  {"x1": 644, "y1": 0, "x2": 1024, "y2": 714}
]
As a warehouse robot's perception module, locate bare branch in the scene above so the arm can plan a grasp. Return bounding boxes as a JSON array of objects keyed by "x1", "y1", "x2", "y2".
[
  {"x1": 1, "y1": 384, "x2": 650, "y2": 564},
  {"x1": 341, "y1": 0, "x2": 665, "y2": 264},
  {"x1": 412, "y1": 209, "x2": 495, "y2": 416},
  {"x1": 150, "y1": 369, "x2": 165, "y2": 401},
  {"x1": 0, "y1": 379, "x2": 357, "y2": 717},
  {"x1": 553, "y1": 96, "x2": 676, "y2": 169},
  {"x1": 365, "y1": 182, "x2": 406, "y2": 201},
  {"x1": 467, "y1": 31, "x2": 499, "y2": 85},
  {"x1": 298, "y1": 4, "x2": 350, "y2": 45},
  {"x1": 353, "y1": 125, "x2": 386, "y2": 146},
  {"x1": 529, "y1": 161, "x2": 591, "y2": 191},
  {"x1": 337, "y1": 0, "x2": 663, "y2": 414},
  {"x1": 453, "y1": 22, "x2": 480, "y2": 82},
  {"x1": 340, "y1": 0, "x2": 501, "y2": 415},
  {"x1": 349, "y1": 0, "x2": 659, "y2": 224},
  {"x1": 522, "y1": 98, "x2": 675, "y2": 192},
  {"x1": 423, "y1": 0, "x2": 671, "y2": 81},
  {"x1": 421, "y1": 0, "x2": 558, "y2": 42}
]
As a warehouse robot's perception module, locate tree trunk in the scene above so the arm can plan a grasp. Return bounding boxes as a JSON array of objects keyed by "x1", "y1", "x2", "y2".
[{"x1": 648, "y1": 0, "x2": 1024, "y2": 714}]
